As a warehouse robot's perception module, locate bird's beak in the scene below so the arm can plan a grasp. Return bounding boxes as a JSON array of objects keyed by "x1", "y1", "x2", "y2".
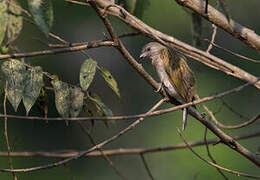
[{"x1": 139, "y1": 52, "x2": 147, "y2": 59}]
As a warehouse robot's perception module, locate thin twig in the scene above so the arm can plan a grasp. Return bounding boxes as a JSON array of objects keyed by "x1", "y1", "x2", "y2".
[
  {"x1": 119, "y1": 32, "x2": 140, "y2": 38},
  {"x1": 49, "y1": 33, "x2": 68, "y2": 44},
  {"x1": 0, "y1": 40, "x2": 115, "y2": 60},
  {"x1": 206, "y1": 24, "x2": 217, "y2": 53},
  {"x1": 197, "y1": 94, "x2": 259, "y2": 130},
  {"x1": 174, "y1": 0, "x2": 260, "y2": 52},
  {"x1": 200, "y1": 91, "x2": 260, "y2": 130},
  {"x1": 65, "y1": 0, "x2": 89, "y2": 6},
  {"x1": 0, "y1": 98, "x2": 166, "y2": 173},
  {"x1": 206, "y1": 0, "x2": 218, "y2": 54},
  {"x1": 0, "y1": 129, "x2": 259, "y2": 158},
  {"x1": 0, "y1": 78, "x2": 258, "y2": 122},
  {"x1": 204, "y1": 128, "x2": 229, "y2": 180},
  {"x1": 220, "y1": 98, "x2": 248, "y2": 120},
  {"x1": 194, "y1": 94, "x2": 219, "y2": 129},
  {"x1": 78, "y1": 122, "x2": 127, "y2": 180},
  {"x1": 211, "y1": 112, "x2": 260, "y2": 129},
  {"x1": 89, "y1": 0, "x2": 118, "y2": 44},
  {"x1": 204, "y1": 39, "x2": 260, "y2": 63},
  {"x1": 3, "y1": 84, "x2": 17, "y2": 180},
  {"x1": 140, "y1": 154, "x2": 155, "y2": 180},
  {"x1": 177, "y1": 129, "x2": 260, "y2": 179},
  {"x1": 47, "y1": 32, "x2": 140, "y2": 48},
  {"x1": 96, "y1": 0, "x2": 260, "y2": 90}
]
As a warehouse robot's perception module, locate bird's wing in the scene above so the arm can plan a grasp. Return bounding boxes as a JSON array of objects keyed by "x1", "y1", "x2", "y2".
[
  {"x1": 160, "y1": 48, "x2": 184, "y2": 101},
  {"x1": 162, "y1": 49, "x2": 195, "y2": 102},
  {"x1": 178, "y1": 57, "x2": 196, "y2": 102}
]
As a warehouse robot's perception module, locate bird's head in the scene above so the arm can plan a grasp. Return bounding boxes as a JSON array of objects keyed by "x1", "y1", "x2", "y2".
[{"x1": 140, "y1": 42, "x2": 166, "y2": 60}]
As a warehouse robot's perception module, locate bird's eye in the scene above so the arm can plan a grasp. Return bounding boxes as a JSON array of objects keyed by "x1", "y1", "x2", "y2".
[{"x1": 146, "y1": 47, "x2": 151, "y2": 51}]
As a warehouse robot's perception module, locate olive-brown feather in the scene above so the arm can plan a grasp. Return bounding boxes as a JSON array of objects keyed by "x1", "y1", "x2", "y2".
[{"x1": 161, "y1": 48, "x2": 195, "y2": 103}]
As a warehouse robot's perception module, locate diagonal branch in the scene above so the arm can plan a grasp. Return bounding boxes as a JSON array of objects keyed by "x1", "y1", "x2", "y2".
[
  {"x1": 177, "y1": 129, "x2": 260, "y2": 179},
  {"x1": 0, "y1": 99, "x2": 166, "y2": 173},
  {"x1": 204, "y1": 128, "x2": 229, "y2": 180},
  {"x1": 78, "y1": 122, "x2": 127, "y2": 180},
  {"x1": 84, "y1": 1, "x2": 260, "y2": 166},
  {"x1": 175, "y1": 0, "x2": 260, "y2": 52},
  {"x1": 95, "y1": 0, "x2": 260, "y2": 90},
  {"x1": 140, "y1": 154, "x2": 155, "y2": 180}
]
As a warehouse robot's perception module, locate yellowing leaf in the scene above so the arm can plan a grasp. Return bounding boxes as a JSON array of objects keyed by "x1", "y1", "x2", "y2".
[
  {"x1": 98, "y1": 66, "x2": 120, "y2": 98},
  {"x1": 70, "y1": 86, "x2": 84, "y2": 117},
  {"x1": 0, "y1": 0, "x2": 23, "y2": 46},
  {"x1": 79, "y1": 58, "x2": 97, "y2": 91},
  {"x1": 1, "y1": 59, "x2": 26, "y2": 111},
  {"x1": 0, "y1": 1, "x2": 7, "y2": 45},
  {"x1": 52, "y1": 80, "x2": 84, "y2": 125},
  {"x1": 6, "y1": 1, "x2": 23, "y2": 44},
  {"x1": 51, "y1": 80, "x2": 70, "y2": 118},
  {"x1": 37, "y1": 87, "x2": 48, "y2": 119},
  {"x1": 23, "y1": 66, "x2": 43, "y2": 115}
]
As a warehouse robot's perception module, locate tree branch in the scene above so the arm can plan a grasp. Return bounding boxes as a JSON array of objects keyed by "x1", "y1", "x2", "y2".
[
  {"x1": 95, "y1": 0, "x2": 260, "y2": 90},
  {"x1": 87, "y1": 1, "x2": 260, "y2": 166},
  {"x1": 0, "y1": 78, "x2": 257, "y2": 122},
  {"x1": 3, "y1": 85, "x2": 17, "y2": 180},
  {"x1": 0, "y1": 129, "x2": 259, "y2": 158},
  {"x1": 0, "y1": 99, "x2": 166, "y2": 173},
  {"x1": 0, "y1": 40, "x2": 114, "y2": 60},
  {"x1": 175, "y1": 0, "x2": 260, "y2": 52},
  {"x1": 177, "y1": 129, "x2": 260, "y2": 179}
]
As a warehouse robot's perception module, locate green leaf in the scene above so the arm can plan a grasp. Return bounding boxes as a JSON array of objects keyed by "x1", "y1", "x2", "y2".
[
  {"x1": 98, "y1": 66, "x2": 120, "y2": 98},
  {"x1": 1, "y1": 59, "x2": 26, "y2": 111},
  {"x1": 6, "y1": 1, "x2": 23, "y2": 45},
  {"x1": 70, "y1": 86, "x2": 84, "y2": 117},
  {"x1": 0, "y1": 1, "x2": 7, "y2": 45},
  {"x1": 51, "y1": 80, "x2": 70, "y2": 118},
  {"x1": 88, "y1": 93, "x2": 113, "y2": 117},
  {"x1": 23, "y1": 66, "x2": 43, "y2": 115},
  {"x1": 28, "y1": 0, "x2": 53, "y2": 37},
  {"x1": 0, "y1": 0, "x2": 23, "y2": 46},
  {"x1": 0, "y1": 46, "x2": 9, "y2": 54},
  {"x1": 79, "y1": 58, "x2": 97, "y2": 91}
]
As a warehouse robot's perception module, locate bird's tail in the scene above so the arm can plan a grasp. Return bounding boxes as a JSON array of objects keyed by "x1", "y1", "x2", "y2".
[{"x1": 182, "y1": 108, "x2": 188, "y2": 131}]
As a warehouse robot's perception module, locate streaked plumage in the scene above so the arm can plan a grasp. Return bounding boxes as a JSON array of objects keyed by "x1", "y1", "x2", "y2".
[{"x1": 140, "y1": 42, "x2": 195, "y2": 130}]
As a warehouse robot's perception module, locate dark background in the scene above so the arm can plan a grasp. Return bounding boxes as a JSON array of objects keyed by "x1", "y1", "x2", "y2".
[{"x1": 0, "y1": 0, "x2": 260, "y2": 179}]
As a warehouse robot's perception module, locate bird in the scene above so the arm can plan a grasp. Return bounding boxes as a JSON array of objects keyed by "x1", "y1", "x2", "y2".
[{"x1": 140, "y1": 42, "x2": 196, "y2": 130}]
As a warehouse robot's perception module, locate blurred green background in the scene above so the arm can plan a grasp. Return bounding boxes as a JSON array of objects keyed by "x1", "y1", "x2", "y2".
[{"x1": 0, "y1": 0, "x2": 260, "y2": 179}]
